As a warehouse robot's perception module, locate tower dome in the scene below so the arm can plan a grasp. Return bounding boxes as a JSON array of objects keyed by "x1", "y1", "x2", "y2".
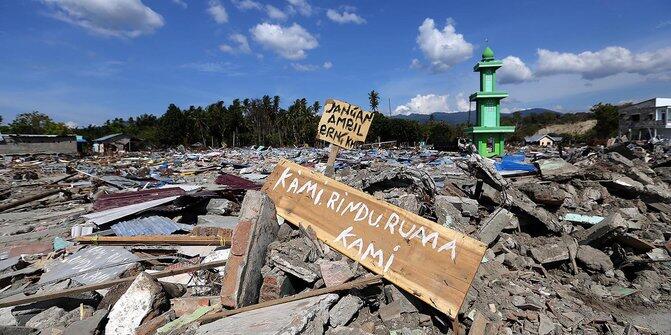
[{"x1": 482, "y1": 46, "x2": 494, "y2": 61}]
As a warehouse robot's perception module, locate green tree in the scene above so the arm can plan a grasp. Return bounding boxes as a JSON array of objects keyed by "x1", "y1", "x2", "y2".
[
  {"x1": 368, "y1": 90, "x2": 380, "y2": 112},
  {"x1": 9, "y1": 111, "x2": 70, "y2": 135},
  {"x1": 159, "y1": 104, "x2": 187, "y2": 146},
  {"x1": 590, "y1": 103, "x2": 619, "y2": 139}
]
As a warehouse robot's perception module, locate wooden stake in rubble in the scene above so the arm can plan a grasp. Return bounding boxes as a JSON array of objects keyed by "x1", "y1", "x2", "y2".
[
  {"x1": 0, "y1": 189, "x2": 67, "y2": 213},
  {"x1": 317, "y1": 99, "x2": 374, "y2": 177}
]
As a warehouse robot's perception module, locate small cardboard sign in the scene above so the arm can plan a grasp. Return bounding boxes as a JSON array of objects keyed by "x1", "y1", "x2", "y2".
[
  {"x1": 262, "y1": 159, "x2": 487, "y2": 318},
  {"x1": 317, "y1": 99, "x2": 374, "y2": 149}
]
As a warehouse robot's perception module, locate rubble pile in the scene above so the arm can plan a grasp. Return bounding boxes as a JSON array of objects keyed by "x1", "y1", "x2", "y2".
[{"x1": 0, "y1": 142, "x2": 669, "y2": 334}]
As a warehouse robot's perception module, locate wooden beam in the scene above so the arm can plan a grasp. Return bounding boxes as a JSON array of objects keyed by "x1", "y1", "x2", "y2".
[
  {"x1": 0, "y1": 189, "x2": 65, "y2": 212},
  {"x1": 200, "y1": 274, "x2": 383, "y2": 323},
  {"x1": 0, "y1": 260, "x2": 226, "y2": 308},
  {"x1": 324, "y1": 145, "x2": 340, "y2": 177},
  {"x1": 76, "y1": 235, "x2": 231, "y2": 246}
]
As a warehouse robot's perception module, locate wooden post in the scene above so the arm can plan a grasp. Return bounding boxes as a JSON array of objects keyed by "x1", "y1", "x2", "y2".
[{"x1": 324, "y1": 145, "x2": 340, "y2": 177}]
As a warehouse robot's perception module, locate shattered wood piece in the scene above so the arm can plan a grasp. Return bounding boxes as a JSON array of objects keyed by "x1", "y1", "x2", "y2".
[
  {"x1": 613, "y1": 234, "x2": 656, "y2": 253},
  {"x1": 0, "y1": 189, "x2": 65, "y2": 213},
  {"x1": 530, "y1": 243, "x2": 570, "y2": 264},
  {"x1": 535, "y1": 158, "x2": 581, "y2": 181},
  {"x1": 477, "y1": 208, "x2": 514, "y2": 246},
  {"x1": 575, "y1": 213, "x2": 627, "y2": 246},
  {"x1": 157, "y1": 306, "x2": 215, "y2": 335},
  {"x1": 105, "y1": 272, "x2": 168, "y2": 335},
  {"x1": 468, "y1": 311, "x2": 488, "y2": 335},
  {"x1": 136, "y1": 310, "x2": 175, "y2": 335},
  {"x1": 76, "y1": 235, "x2": 230, "y2": 246},
  {"x1": 220, "y1": 190, "x2": 279, "y2": 308},
  {"x1": 262, "y1": 160, "x2": 487, "y2": 319},
  {"x1": 0, "y1": 260, "x2": 226, "y2": 308},
  {"x1": 201, "y1": 275, "x2": 382, "y2": 324}
]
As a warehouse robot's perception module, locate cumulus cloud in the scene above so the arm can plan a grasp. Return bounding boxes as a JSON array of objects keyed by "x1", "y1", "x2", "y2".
[
  {"x1": 323, "y1": 61, "x2": 332, "y2": 69},
  {"x1": 219, "y1": 33, "x2": 251, "y2": 54},
  {"x1": 536, "y1": 46, "x2": 671, "y2": 80},
  {"x1": 266, "y1": 5, "x2": 288, "y2": 20},
  {"x1": 326, "y1": 9, "x2": 366, "y2": 24},
  {"x1": 41, "y1": 0, "x2": 164, "y2": 38},
  {"x1": 231, "y1": 0, "x2": 261, "y2": 10},
  {"x1": 455, "y1": 92, "x2": 470, "y2": 112},
  {"x1": 394, "y1": 94, "x2": 449, "y2": 115},
  {"x1": 207, "y1": 0, "x2": 228, "y2": 24},
  {"x1": 291, "y1": 61, "x2": 331, "y2": 71},
  {"x1": 180, "y1": 61, "x2": 240, "y2": 74},
  {"x1": 251, "y1": 22, "x2": 318, "y2": 60},
  {"x1": 498, "y1": 56, "x2": 533, "y2": 84},
  {"x1": 416, "y1": 18, "x2": 473, "y2": 72},
  {"x1": 172, "y1": 0, "x2": 187, "y2": 8},
  {"x1": 286, "y1": 0, "x2": 312, "y2": 16}
]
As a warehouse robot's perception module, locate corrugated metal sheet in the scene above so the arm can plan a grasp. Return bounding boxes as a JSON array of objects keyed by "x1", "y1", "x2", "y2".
[
  {"x1": 111, "y1": 216, "x2": 184, "y2": 236},
  {"x1": 215, "y1": 173, "x2": 261, "y2": 190},
  {"x1": 94, "y1": 187, "x2": 186, "y2": 212},
  {"x1": 83, "y1": 196, "x2": 180, "y2": 226}
]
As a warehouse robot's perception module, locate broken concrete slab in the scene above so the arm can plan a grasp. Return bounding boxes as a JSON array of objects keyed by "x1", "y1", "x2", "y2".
[
  {"x1": 63, "y1": 309, "x2": 108, "y2": 335},
  {"x1": 196, "y1": 215, "x2": 240, "y2": 229},
  {"x1": 196, "y1": 294, "x2": 338, "y2": 335},
  {"x1": 477, "y1": 208, "x2": 514, "y2": 246},
  {"x1": 259, "y1": 266, "x2": 295, "y2": 302},
  {"x1": 206, "y1": 198, "x2": 237, "y2": 215},
  {"x1": 576, "y1": 245, "x2": 614, "y2": 273},
  {"x1": 536, "y1": 158, "x2": 581, "y2": 181},
  {"x1": 105, "y1": 272, "x2": 168, "y2": 335},
  {"x1": 530, "y1": 243, "x2": 570, "y2": 264},
  {"x1": 329, "y1": 295, "x2": 363, "y2": 327},
  {"x1": 574, "y1": 213, "x2": 627, "y2": 246},
  {"x1": 220, "y1": 190, "x2": 279, "y2": 308},
  {"x1": 319, "y1": 260, "x2": 355, "y2": 288}
]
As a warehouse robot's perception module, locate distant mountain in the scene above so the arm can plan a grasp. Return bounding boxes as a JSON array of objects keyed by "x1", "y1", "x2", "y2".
[{"x1": 392, "y1": 108, "x2": 559, "y2": 124}]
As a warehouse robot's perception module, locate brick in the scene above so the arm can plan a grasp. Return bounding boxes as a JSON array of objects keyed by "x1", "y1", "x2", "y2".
[
  {"x1": 220, "y1": 191, "x2": 279, "y2": 308},
  {"x1": 172, "y1": 297, "x2": 212, "y2": 317}
]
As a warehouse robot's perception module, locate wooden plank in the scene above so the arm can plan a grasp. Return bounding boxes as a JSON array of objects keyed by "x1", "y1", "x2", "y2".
[
  {"x1": 76, "y1": 235, "x2": 230, "y2": 246},
  {"x1": 200, "y1": 274, "x2": 383, "y2": 323},
  {"x1": 262, "y1": 160, "x2": 486, "y2": 318},
  {"x1": 0, "y1": 260, "x2": 227, "y2": 308},
  {"x1": 317, "y1": 99, "x2": 374, "y2": 150},
  {"x1": 324, "y1": 145, "x2": 340, "y2": 177}
]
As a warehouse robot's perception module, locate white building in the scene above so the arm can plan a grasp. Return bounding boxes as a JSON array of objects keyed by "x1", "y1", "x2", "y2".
[{"x1": 619, "y1": 98, "x2": 671, "y2": 140}]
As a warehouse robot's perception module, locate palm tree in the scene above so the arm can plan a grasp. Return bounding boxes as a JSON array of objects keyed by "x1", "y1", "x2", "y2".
[{"x1": 368, "y1": 90, "x2": 380, "y2": 112}]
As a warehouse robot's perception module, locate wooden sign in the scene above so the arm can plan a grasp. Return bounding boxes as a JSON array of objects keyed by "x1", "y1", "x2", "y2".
[
  {"x1": 262, "y1": 160, "x2": 486, "y2": 318},
  {"x1": 317, "y1": 99, "x2": 374, "y2": 149}
]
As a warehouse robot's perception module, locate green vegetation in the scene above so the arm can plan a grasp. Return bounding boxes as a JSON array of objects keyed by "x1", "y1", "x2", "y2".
[{"x1": 0, "y1": 97, "x2": 624, "y2": 149}]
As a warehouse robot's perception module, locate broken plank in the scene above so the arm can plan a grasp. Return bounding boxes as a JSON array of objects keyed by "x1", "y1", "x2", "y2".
[
  {"x1": 262, "y1": 159, "x2": 486, "y2": 318},
  {"x1": 0, "y1": 260, "x2": 226, "y2": 308},
  {"x1": 76, "y1": 235, "x2": 230, "y2": 246}
]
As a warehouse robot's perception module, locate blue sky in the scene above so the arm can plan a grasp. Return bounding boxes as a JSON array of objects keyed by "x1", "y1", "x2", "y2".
[{"x1": 1, "y1": 0, "x2": 670, "y2": 126}]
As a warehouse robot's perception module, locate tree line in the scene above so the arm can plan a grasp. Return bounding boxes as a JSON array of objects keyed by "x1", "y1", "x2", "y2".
[{"x1": 0, "y1": 92, "x2": 620, "y2": 150}]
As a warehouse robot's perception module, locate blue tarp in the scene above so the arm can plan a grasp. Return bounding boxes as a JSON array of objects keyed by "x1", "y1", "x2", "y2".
[
  {"x1": 111, "y1": 216, "x2": 185, "y2": 236},
  {"x1": 495, "y1": 154, "x2": 537, "y2": 172}
]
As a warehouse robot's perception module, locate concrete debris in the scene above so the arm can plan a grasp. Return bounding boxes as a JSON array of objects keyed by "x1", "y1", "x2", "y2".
[
  {"x1": 1, "y1": 142, "x2": 671, "y2": 334},
  {"x1": 105, "y1": 272, "x2": 168, "y2": 335}
]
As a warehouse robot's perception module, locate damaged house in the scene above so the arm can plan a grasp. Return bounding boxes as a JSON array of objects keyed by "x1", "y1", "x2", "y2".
[
  {"x1": 619, "y1": 97, "x2": 671, "y2": 140},
  {"x1": 93, "y1": 133, "x2": 142, "y2": 155},
  {"x1": 0, "y1": 134, "x2": 79, "y2": 155}
]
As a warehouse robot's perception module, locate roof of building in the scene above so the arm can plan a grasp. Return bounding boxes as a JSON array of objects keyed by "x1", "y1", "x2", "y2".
[
  {"x1": 525, "y1": 134, "x2": 563, "y2": 143},
  {"x1": 93, "y1": 133, "x2": 123, "y2": 142},
  {"x1": 482, "y1": 46, "x2": 494, "y2": 60}
]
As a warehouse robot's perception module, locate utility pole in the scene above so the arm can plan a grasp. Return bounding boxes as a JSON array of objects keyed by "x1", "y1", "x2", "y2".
[{"x1": 388, "y1": 98, "x2": 391, "y2": 116}]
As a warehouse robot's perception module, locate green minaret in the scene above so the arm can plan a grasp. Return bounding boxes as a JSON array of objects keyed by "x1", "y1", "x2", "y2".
[{"x1": 465, "y1": 46, "x2": 515, "y2": 157}]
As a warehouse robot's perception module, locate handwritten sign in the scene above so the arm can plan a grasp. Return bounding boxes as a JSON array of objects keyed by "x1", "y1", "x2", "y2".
[
  {"x1": 317, "y1": 99, "x2": 374, "y2": 149},
  {"x1": 39, "y1": 246, "x2": 139, "y2": 285},
  {"x1": 262, "y1": 160, "x2": 486, "y2": 318}
]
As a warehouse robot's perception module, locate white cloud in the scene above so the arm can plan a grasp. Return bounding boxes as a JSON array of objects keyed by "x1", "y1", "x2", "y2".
[
  {"x1": 323, "y1": 61, "x2": 332, "y2": 69},
  {"x1": 231, "y1": 0, "x2": 261, "y2": 10},
  {"x1": 250, "y1": 22, "x2": 318, "y2": 60},
  {"x1": 498, "y1": 56, "x2": 533, "y2": 84},
  {"x1": 455, "y1": 92, "x2": 470, "y2": 112},
  {"x1": 409, "y1": 58, "x2": 422, "y2": 69},
  {"x1": 291, "y1": 63, "x2": 318, "y2": 71},
  {"x1": 266, "y1": 5, "x2": 288, "y2": 20},
  {"x1": 536, "y1": 46, "x2": 671, "y2": 80},
  {"x1": 172, "y1": 0, "x2": 187, "y2": 8},
  {"x1": 219, "y1": 33, "x2": 251, "y2": 54},
  {"x1": 416, "y1": 18, "x2": 473, "y2": 72},
  {"x1": 286, "y1": 0, "x2": 312, "y2": 16},
  {"x1": 326, "y1": 9, "x2": 366, "y2": 24},
  {"x1": 394, "y1": 94, "x2": 449, "y2": 115},
  {"x1": 41, "y1": 0, "x2": 164, "y2": 38},
  {"x1": 180, "y1": 62, "x2": 240, "y2": 74},
  {"x1": 207, "y1": 0, "x2": 228, "y2": 24}
]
